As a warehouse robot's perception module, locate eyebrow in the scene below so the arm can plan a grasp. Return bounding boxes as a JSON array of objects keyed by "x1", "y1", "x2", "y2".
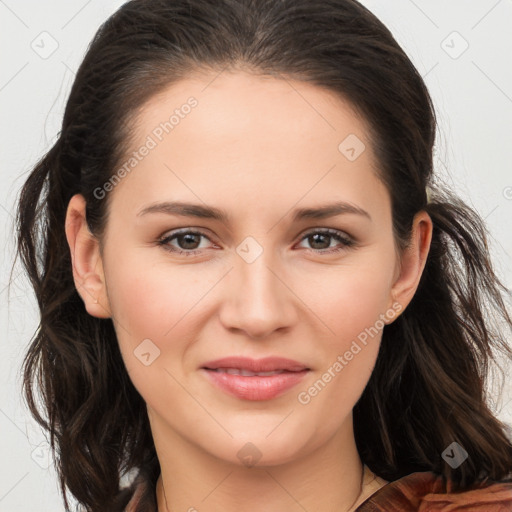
[{"x1": 136, "y1": 200, "x2": 372, "y2": 223}]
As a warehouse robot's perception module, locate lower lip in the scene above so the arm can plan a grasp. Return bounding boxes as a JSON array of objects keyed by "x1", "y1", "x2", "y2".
[{"x1": 201, "y1": 369, "x2": 309, "y2": 401}]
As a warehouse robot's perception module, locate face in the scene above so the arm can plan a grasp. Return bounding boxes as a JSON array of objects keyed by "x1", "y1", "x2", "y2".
[{"x1": 67, "y1": 70, "x2": 431, "y2": 468}]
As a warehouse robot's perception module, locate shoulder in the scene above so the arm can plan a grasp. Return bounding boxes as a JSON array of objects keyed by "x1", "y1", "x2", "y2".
[{"x1": 356, "y1": 471, "x2": 512, "y2": 511}]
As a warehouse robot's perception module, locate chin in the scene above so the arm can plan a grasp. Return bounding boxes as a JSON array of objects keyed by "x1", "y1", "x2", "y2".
[{"x1": 207, "y1": 429, "x2": 316, "y2": 469}]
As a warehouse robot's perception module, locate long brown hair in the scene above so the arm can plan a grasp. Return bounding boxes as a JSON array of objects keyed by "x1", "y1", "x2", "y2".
[{"x1": 12, "y1": 0, "x2": 512, "y2": 510}]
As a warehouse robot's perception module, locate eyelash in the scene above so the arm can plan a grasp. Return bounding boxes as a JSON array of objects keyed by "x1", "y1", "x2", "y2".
[{"x1": 157, "y1": 228, "x2": 356, "y2": 257}]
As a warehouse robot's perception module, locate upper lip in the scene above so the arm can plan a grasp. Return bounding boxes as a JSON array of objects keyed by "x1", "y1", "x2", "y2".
[{"x1": 201, "y1": 356, "x2": 310, "y2": 372}]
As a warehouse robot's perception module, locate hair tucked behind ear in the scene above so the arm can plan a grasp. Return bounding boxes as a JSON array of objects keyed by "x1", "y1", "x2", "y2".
[
  {"x1": 12, "y1": 0, "x2": 512, "y2": 509},
  {"x1": 353, "y1": 183, "x2": 512, "y2": 487}
]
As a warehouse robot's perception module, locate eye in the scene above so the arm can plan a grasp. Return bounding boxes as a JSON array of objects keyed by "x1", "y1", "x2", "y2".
[
  {"x1": 157, "y1": 229, "x2": 214, "y2": 256},
  {"x1": 297, "y1": 228, "x2": 355, "y2": 255}
]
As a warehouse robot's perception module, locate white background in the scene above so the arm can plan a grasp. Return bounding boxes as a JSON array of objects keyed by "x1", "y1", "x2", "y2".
[{"x1": 1, "y1": 1, "x2": 511, "y2": 510}]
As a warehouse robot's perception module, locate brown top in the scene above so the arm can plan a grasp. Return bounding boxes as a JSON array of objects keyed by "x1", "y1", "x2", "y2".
[
  {"x1": 356, "y1": 470, "x2": 512, "y2": 511},
  {"x1": 123, "y1": 467, "x2": 512, "y2": 511}
]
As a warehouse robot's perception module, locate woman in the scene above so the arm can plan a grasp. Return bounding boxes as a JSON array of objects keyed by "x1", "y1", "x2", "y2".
[{"x1": 14, "y1": 0, "x2": 512, "y2": 510}]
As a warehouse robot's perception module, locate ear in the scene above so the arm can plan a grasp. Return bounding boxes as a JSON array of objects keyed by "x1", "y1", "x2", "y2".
[
  {"x1": 64, "y1": 193, "x2": 111, "y2": 318},
  {"x1": 387, "y1": 210, "x2": 433, "y2": 321}
]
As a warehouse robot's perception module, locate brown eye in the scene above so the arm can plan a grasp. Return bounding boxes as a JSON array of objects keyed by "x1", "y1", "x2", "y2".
[
  {"x1": 158, "y1": 229, "x2": 213, "y2": 256},
  {"x1": 173, "y1": 233, "x2": 202, "y2": 250},
  {"x1": 297, "y1": 229, "x2": 355, "y2": 254}
]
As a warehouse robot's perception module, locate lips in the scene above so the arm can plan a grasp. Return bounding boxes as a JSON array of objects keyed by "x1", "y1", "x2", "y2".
[
  {"x1": 200, "y1": 356, "x2": 311, "y2": 401},
  {"x1": 210, "y1": 368, "x2": 287, "y2": 376},
  {"x1": 201, "y1": 356, "x2": 310, "y2": 373}
]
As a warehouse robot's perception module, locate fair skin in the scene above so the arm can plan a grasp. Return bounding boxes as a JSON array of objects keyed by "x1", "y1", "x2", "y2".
[{"x1": 65, "y1": 71, "x2": 432, "y2": 511}]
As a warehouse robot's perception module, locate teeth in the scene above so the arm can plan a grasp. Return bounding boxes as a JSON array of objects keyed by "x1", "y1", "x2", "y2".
[{"x1": 214, "y1": 368, "x2": 285, "y2": 376}]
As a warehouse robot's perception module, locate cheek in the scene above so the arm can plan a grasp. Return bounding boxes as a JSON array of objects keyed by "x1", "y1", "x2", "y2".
[
  {"x1": 103, "y1": 255, "x2": 184, "y2": 367},
  {"x1": 105, "y1": 251, "x2": 204, "y2": 336},
  {"x1": 104, "y1": 253, "x2": 221, "y2": 382},
  {"x1": 294, "y1": 269, "x2": 390, "y2": 439},
  {"x1": 105, "y1": 259, "x2": 199, "y2": 407},
  {"x1": 307, "y1": 260, "x2": 395, "y2": 345},
  {"x1": 295, "y1": 256, "x2": 394, "y2": 412}
]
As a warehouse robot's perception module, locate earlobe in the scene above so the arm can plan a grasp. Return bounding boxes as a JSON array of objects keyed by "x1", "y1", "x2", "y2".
[
  {"x1": 64, "y1": 193, "x2": 111, "y2": 318},
  {"x1": 387, "y1": 211, "x2": 433, "y2": 322}
]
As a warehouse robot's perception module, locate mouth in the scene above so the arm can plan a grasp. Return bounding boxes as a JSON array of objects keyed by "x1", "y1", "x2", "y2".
[
  {"x1": 200, "y1": 356, "x2": 311, "y2": 401},
  {"x1": 201, "y1": 356, "x2": 310, "y2": 373},
  {"x1": 205, "y1": 368, "x2": 298, "y2": 376}
]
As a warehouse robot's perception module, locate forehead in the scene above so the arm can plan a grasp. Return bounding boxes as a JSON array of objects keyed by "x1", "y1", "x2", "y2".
[
  {"x1": 134, "y1": 70, "x2": 372, "y2": 151},
  {"x1": 106, "y1": 70, "x2": 389, "y2": 225}
]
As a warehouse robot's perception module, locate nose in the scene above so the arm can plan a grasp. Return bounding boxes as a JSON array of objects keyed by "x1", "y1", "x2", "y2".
[{"x1": 217, "y1": 248, "x2": 298, "y2": 339}]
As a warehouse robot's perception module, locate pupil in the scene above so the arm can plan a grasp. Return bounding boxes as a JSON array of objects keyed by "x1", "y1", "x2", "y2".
[
  {"x1": 310, "y1": 234, "x2": 329, "y2": 249},
  {"x1": 180, "y1": 233, "x2": 200, "y2": 249}
]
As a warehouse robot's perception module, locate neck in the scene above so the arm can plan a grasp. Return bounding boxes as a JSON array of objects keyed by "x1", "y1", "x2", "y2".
[{"x1": 152, "y1": 414, "x2": 381, "y2": 512}]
